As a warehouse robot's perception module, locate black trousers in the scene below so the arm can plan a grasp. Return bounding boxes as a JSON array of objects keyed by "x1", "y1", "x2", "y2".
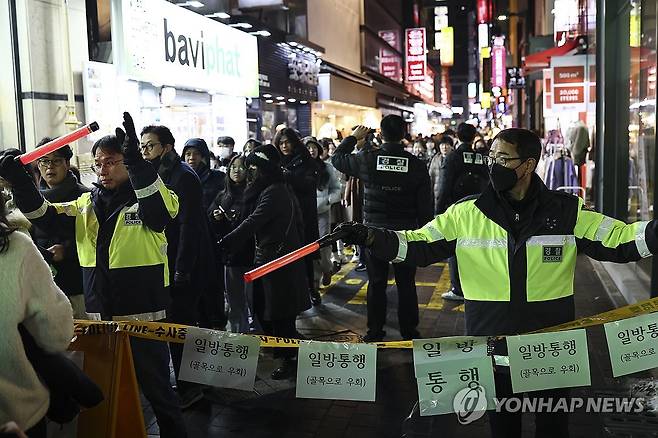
[
  {"x1": 253, "y1": 279, "x2": 298, "y2": 360},
  {"x1": 448, "y1": 256, "x2": 463, "y2": 296},
  {"x1": 198, "y1": 261, "x2": 227, "y2": 330},
  {"x1": 364, "y1": 249, "x2": 419, "y2": 337},
  {"x1": 168, "y1": 285, "x2": 200, "y2": 381},
  {"x1": 488, "y1": 371, "x2": 570, "y2": 438}
]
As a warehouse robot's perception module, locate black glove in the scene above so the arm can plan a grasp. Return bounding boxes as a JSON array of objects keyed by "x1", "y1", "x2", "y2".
[
  {"x1": 334, "y1": 222, "x2": 373, "y2": 246},
  {"x1": 0, "y1": 149, "x2": 33, "y2": 187},
  {"x1": 115, "y1": 112, "x2": 142, "y2": 165},
  {"x1": 217, "y1": 233, "x2": 236, "y2": 253}
]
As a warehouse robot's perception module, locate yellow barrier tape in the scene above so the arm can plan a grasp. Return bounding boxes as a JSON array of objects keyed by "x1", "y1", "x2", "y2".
[{"x1": 73, "y1": 296, "x2": 658, "y2": 349}]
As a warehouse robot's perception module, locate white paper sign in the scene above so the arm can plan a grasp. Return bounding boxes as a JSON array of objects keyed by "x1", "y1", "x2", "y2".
[{"x1": 179, "y1": 327, "x2": 260, "y2": 391}]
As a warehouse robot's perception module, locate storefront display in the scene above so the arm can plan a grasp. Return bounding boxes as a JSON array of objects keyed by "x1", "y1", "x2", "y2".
[{"x1": 81, "y1": 0, "x2": 259, "y2": 155}]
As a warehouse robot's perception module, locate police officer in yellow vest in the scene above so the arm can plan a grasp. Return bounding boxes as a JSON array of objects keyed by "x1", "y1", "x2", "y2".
[
  {"x1": 336, "y1": 128, "x2": 658, "y2": 438},
  {"x1": 0, "y1": 113, "x2": 187, "y2": 438}
]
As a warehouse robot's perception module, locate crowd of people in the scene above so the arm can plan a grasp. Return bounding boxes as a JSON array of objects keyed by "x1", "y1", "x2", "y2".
[{"x1": 2, "y1": 110, "x2": 639, "y2": 438}]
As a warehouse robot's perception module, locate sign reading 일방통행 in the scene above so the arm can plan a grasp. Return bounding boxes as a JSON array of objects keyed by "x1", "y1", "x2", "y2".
[{"x1": 110, "y1": 0, "x2": 259, "y2": 97}]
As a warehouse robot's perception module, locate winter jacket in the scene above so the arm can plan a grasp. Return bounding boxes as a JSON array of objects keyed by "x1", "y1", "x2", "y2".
[
  {"x1": 281, "y1": 146, "x2": 320, "y2": 243},
  {"x1": 316, "y1": 162, "x2": 341, "y2": 215},
  {"x1": 428, "y1": 153, "x2": 448, "y2": 215},
  {"x1": 223, "y1": 179, "x2": 311, "y2": 321},
  {"x1": 12, "y1": 160, "x2": 178, "y2": 320},
  {"x1": 33, "y1": 173, "x2": 90, "y2": 297},
  {"x1": 208, "y1": 178, "x2": 255, "y2": 267},
  {"x1": 0, "y1": 231, "x2": 73, "y2": 430},
  {"x1": 370, "y1": 175, "x2": 658, "y2": 340},
  {"x1": 181, "y1": 142, "x2": 225, "y2": 211},
  {"x1": 331, "y1": 137, "x2": 433, "y2": 230},
  {"x1": 154, "y1": 151, "x2": 215, "y2": 291}
]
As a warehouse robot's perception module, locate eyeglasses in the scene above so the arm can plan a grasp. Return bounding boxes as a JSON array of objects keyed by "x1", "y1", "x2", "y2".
[
  {"x1": 92, "y1": 159, "x2": 123, "y2": 173},
  {"x1": 37, "y1": 158, "x2": 65, "y2": 168},
  {"x1": 484, "y1": 155, "x2": 527, "y2": 168},
  {"x1": 140, "y1": 142, "x2": 161, "y2": 152}
]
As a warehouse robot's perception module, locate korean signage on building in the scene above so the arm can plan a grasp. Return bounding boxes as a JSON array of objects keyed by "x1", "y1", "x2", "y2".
[
  {"x1": 477, "y1": 0, "x2": 492, "y2": 24},
  {"x1": 378, "y1": 30, "x2": 403, "y2": 83},
  {"x1": 438, "y1": 27, "x2": 454, "y2": 67},
  {"x1": 111, "y1": 0, "x2": 259, "y2": 97},
  {"x1": 550, "y1": 55, "x2": 593, "y2": 112},
  {"x1": 406, "y1": 28, "x2": 427, "y2": 82},
  {"x1": 491, "y1": 45, "x2": 506, "y2": 88}
]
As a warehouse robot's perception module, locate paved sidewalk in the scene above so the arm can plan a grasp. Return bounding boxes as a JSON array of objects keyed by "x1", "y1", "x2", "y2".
[{"x1": 142, "y1": 256, "x2": 656, "y2": 438}]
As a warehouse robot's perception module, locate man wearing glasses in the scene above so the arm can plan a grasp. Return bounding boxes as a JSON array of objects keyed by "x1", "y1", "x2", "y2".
[
  {"x1": 336, "y1": 128, "x2": 658, "y2": 438},
  {"x1": 32, "y1": 139, "x2": 90, "y2": 318},
  {"x1": 0, "y1": 113, "x2": 187, "y2": 438}
]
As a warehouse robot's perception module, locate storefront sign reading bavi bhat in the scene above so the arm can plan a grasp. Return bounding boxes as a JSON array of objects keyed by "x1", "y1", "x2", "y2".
[{"x1": 110, "y1": 0, "x2": 259, "y2": 97}]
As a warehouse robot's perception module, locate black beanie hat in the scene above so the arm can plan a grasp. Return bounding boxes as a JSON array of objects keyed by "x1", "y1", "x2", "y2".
[{"x1": 245, "y1": 144, "x2": 281, "y2": 174}]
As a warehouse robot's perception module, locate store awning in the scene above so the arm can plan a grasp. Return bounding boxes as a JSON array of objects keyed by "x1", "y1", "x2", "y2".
[{"x1": 523, "y1": 39, "x2": 580, "y2": 74}]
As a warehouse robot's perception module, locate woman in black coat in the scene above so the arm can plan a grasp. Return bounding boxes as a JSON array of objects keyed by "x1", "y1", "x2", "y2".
[
  {"x1": 274, "y1": 128, "x2": 321, "y2": 306},
  {"x1": 219, "y1": 144, "x2": 310, "y2": 379},
  {"x1": 208, "y1": 155, "x2": 255, "y2": 333}
]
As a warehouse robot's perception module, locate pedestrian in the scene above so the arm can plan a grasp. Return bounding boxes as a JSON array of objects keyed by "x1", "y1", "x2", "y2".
[
  {"x1": 0, "y1": 188, "x2": 74, "y2": 438},
  {"x1": 305, "y1": 137, "x2": 341, "y2": 288},
  {"x1": 219, "y1": 144, "x2": 311, "y2": 380},
  {"x1": 32, "y1": 138, "x2": 90, "y2": 318},
  {"x1": 436, "y1": 122, "x2": 489, "y2": 302},
  {"x1": 428, "y1": 135, "x2": 454, "y2": 213},
  {"x1": 208, "y1": 155, "x2": 255, "y2": 333},
  {"x1": 274, "y1": 128, "x2": 322, "y2": 306},
  {"x1": 336, "y1": 127, "x2": 658, "y2": 438},
  {"x1": 243, "y1": 139, "x2": 261, "y2": 156},
  {"x1": 216, "y1": 136, "x2": 238, "y2": 171},
  {"x1": 0, "y1": 113, "x2": 186, "y2": 437},
  {"x1": 182, "y1": 138, "x2": 225, "y2": 211},
  {"x1": 181, "y1": 137, "x2": 228, "y2": 332},
  {"x1": 331, "y1": 116, "x2": 433, "y2": 341},
  {"x1": 140, "y1": 125, "x2": 216, "y2": 408}
]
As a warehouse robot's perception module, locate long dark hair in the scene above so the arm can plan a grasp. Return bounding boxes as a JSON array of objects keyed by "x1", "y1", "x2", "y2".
[{"x1": 0, "y1": 191, "x2": 16, "y2": 254}]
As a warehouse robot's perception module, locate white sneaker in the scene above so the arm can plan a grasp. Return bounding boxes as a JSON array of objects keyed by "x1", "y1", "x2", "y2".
[
  {"x1": 441, "y1": 289, "x2": 464, "y2": 301},
  {"x1": 350, "y1": 254, "x2": 360, "y2": 263}
]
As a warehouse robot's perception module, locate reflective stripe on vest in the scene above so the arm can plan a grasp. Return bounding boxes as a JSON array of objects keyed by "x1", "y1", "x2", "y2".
[
  {"x1": 52, "y1": 193, "x2": 170, "y2": 282},
  {"x1": 574, "y1": 198, "x2": 651, "y2": 258}
]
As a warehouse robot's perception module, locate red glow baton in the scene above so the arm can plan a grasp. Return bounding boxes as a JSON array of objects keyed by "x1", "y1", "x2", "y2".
[
  {"x1": 243, "y1": 228, "x2": 350, "y2": 283},
  {"x1": 19, "y1": 121, "x2": 99, "y2": 165}
]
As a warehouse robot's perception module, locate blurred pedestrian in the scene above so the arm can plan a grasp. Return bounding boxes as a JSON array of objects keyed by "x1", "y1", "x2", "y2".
[
  {"x1": 243, "y1": 139, "x2": 261, "y2": 157},
  {"x1": 428, "y1": 136, "x2": 454, "y2": 212},
  {"x1": 216, "y1": 136, "x2": 238, "y2": 171},
  {"x1": 305, "y1": 138, "x2": 341, "y2": 288}
]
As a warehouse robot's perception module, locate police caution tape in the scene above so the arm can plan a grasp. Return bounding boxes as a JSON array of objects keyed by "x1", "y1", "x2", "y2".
[{"x1": 73, "y1": 296, "x2": 658, "y2": 349}]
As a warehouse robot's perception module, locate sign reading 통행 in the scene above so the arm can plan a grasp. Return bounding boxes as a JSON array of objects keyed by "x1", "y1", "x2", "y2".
[
  {"x1": 604, "y1": 313, "x2": 658, "y2": 377},
  {"x1": 413, "y1": 337, "x2": 495, "y2": 416},
  {"x1": 179, "y1": 328, "x2": 260, "y2": 391},
  {"x1": 296, "y1": 341, "x2": 377, "y2": 402},
  {"x1": 111, "y1": 0, "x2": 259, "y2": 97},
  {"x1": 507, "y1": 329, "x2": 591, "y2": 393}
]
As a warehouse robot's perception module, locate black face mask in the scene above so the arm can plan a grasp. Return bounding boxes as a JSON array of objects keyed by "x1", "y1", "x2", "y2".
[{"x1": 489, "y1": 162, "x2": 525, "y2": 192}]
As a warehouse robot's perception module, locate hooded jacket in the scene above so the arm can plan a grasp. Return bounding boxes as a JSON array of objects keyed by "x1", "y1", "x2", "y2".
[
  {"x1": 181, "y1": 139, "x2": 225, "y2": 211},
  {"x1": 280, "y1": 145, "x2": 320, "y2": 243}
]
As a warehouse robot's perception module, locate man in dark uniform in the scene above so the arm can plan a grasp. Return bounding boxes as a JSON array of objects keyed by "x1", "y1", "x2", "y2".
[
  {"x1": 332, "y1": 115, "x2": 432, "y2": 341},
  {"x1": 436, "y1": 122, "x2": 489, "y2": 302}
]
